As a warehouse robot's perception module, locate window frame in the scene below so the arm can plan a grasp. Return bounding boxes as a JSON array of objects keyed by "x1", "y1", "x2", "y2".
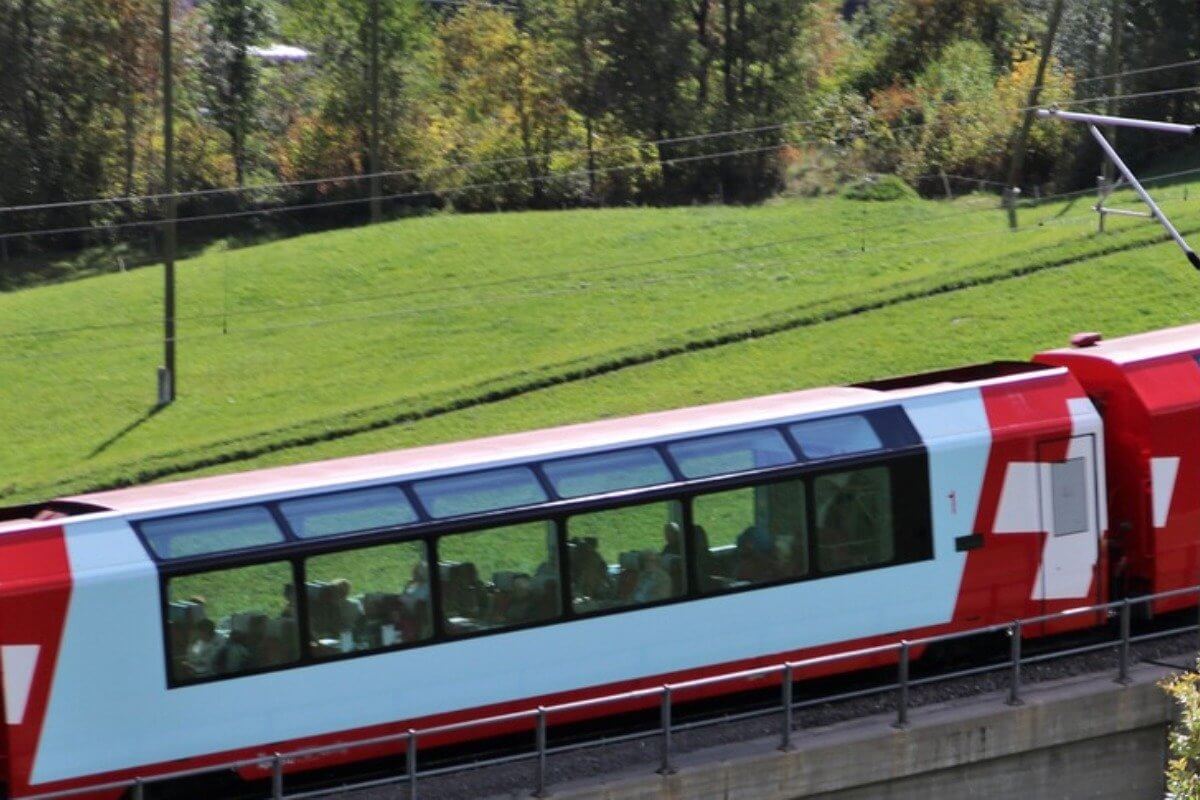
[{"x1": 153, "y1": 409, "x2": 931, "y2": 689}]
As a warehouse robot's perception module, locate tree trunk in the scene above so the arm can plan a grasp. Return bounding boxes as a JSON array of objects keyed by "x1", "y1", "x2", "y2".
[{"x1": 123, "y1": 94, "x2": 137, "y2": 197}]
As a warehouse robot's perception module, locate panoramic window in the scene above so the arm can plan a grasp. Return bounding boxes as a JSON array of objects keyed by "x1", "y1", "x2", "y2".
[
  {"x1": 566, "y1": 501, "x2": 685, "y2": 613},
  {"x1": 141, "y1": 506, "x2": 285, "y2": 560},
  {"x1": 668, "y1": 428, "x2": 795, "y2": 479},
  {"x1": 543, "y1": 448, "x2": 674, "y2": 499},
  {"x1": 790, "y1": 415, "x2": 883, "y2": 459},
  {"x1": 812, "y1": 466, "x2": 894, "y2": 572},
  {"x1": 692, "y1": 481, "x2": 809, "y2": 593},
  {"x1": 280, "y1": 486, "x2": 418, "y2": 539},
  {"x1": 167, "y1": 561, "x2": 299, "y2": 683},
  {"x1": 436, "y1": 521, "x2": 561, "y2": 635},
  {"x1": 413, "y1": 467, "x2": 547, "y2": 519},
  {"x1": 305, "y1": 541, "x2": 433, "y2": 657}
]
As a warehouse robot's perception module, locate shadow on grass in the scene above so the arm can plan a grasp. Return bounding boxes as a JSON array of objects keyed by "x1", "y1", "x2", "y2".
[{"x1": 88, "y1": 405, "x2": 165, "y2": 459}]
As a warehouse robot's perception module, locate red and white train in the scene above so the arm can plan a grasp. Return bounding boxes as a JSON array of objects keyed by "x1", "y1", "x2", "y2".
[{"x1": 2, "y1": 322, "x2": 1200, "y2": 798}]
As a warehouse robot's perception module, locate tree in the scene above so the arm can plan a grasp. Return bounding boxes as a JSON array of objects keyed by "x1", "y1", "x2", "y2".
[
  {"x1": 526, "y1": 0, "x2": 610, "y2": 199},
  {"x1": 285, "y1": 0, "x2": 431, "y2": 205},
  {"x1": 1164, "y1": 667, "x2": 1200, "y2": 799},
  {"x1": 431, "y1": 5, "x2": 575, "y2": 209},
  {"x1": 200, "y1": 0, "x2": 274, "y2": 186}
]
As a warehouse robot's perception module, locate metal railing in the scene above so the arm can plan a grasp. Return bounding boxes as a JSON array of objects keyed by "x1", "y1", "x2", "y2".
[{"x1": 22, "y1": 585, "x2": 1200, "y2": 800}]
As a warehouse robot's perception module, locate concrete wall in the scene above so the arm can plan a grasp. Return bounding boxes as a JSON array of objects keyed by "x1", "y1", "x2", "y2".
[{"x1": 524, "y1": 664, "x2": 1178, "y2": 800}]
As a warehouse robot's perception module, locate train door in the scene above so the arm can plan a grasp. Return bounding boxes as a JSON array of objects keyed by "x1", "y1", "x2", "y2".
[{"x1": 1037, "y1": 434, "x2": 1102, "y2": 630}]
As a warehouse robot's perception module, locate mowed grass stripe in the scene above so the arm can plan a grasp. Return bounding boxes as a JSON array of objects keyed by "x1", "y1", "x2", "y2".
[
  {"x1": 7, "y1": 205, "x2": 1196, "y2": 503},
  {"x1": 175, "y1": 235, "x2": 1199, "y2": 482}
]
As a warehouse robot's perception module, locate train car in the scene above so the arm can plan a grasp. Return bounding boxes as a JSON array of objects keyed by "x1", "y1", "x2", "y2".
[
  {"x1": 1038, "y1": 324, "x2": 1200, "y2": 613},
  {"x1": 0, "y1": 341, "x2": 1116, "y2": 798}
]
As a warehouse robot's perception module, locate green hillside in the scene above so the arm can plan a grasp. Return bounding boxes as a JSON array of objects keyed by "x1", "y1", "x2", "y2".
[{"x1": 3, "y1": 183, "x2": 1199, "y2": 504}]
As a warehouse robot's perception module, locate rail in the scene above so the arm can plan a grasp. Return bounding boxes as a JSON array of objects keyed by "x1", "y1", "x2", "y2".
[{"x1": 21, "y1": 585, "x2": 1200, "y2": 800}]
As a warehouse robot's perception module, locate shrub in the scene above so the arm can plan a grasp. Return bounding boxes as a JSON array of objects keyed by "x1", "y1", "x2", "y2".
[{"x1": 841, "y1": 174, "x2": 918, "y2": 201}]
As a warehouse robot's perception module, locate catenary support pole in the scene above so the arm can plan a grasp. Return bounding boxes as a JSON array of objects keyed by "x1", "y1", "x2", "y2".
[
  {"x1": 160, "y1": 0, "x2": 177, "y2": 405},
  {"x1": 1005, "y1": 0, "x2": 1066, "y2": 229},
  {"x1": 368, "y1": 0, "x2": 383, "y2": 224},
  {"x1": 1086, "y1": 123, "x2": 1200, "y2": 268}
]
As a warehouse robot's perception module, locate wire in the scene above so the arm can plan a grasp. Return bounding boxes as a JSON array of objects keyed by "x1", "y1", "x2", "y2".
[
  {"x1": 10, "y1": 159, "x2": 1200, "y2": 343},
  {"x1": 0, "y1": 120, "x2": 823, "y2": 216},
  {"x1": 0, "y1": 180, "x2": 1038, "y2": 340},
  {"x1": 1058, "y1": 83, "x2": 1200, "y2": 109},
  {"x1": 7, "y1": 55, "x2": 1200, "y2": 218},
  {"x1": 1062, "y1": 58, "x2": 1200, "y2": 89},
  {"x1": 3, "y1": 197, "x2": 1178, "y2": 364}
]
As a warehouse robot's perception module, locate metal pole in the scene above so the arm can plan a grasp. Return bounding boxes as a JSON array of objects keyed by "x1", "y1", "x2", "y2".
[
  {"x1": 1007, "y1": 622, "x2": 1023, "y2": 706},
  {"x1": 271, "y1": 754, "x2": 283, "y2": 800},
  {"x1": 780, "y1": 663, "x2": 794, "y2": 751},
  {"x1": 160, "y1": 0, "x2": 177, "y2": 405},
  {"x1": 1097, "y1": 175, "x2": 1109, "y2": 233},
  {"x1": 1102, "y1": 0, "x2": 1124, "y2": 186},
  {"x1": 132, "y1": 779, "x2": 145, "y2": 800},
  {"x1": 657, "y1": 686, "x2": 674, "y2": 776},
  {"x1": 1086, "y1": 123, "x2": 1200, "y2": 269},
  {"x1": 1117, "y1": 598, "x2": 1132, "y2": 685},
  {"x1": 894, "y1": 641, "x2": 910, "y2": 729},
  {"x1": 1004, "y1": 0, "x2": 1066, "y2": 229},
  {"x1": 534, "y1": 707, "x2": 548, "y2": 798},
  {"x1": 368, "y1": 0, "x2": 382, "y2": 224},
  {"x1": 1041, "y1": 108, "x2": 1199, "y2": 136},
  {"x1": 407, "y1": 729, "x2": 418, "y2": 800}
]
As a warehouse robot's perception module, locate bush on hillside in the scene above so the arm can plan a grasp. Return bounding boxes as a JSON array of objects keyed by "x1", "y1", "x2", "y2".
[{"x1": 841, "y1": 174, "x2": 917, "y2": 201}]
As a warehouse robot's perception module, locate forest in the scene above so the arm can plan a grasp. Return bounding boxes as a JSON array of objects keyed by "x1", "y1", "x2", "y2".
[{"x1": 1, "y1": 0, "x2": 1198, "y2": 256}]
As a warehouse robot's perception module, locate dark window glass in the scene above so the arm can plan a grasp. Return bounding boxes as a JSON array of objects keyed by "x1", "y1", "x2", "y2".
[
  {"x1": 813, "y1": 466, "x2": 894, "y2": 572},
  {"x1": 1050, "y1": 458, "x2": 1089, "y2": 535},
  {"x1": 544, "y1": 448, "x2": 673, "y2": 499},
  {"x1": 437, "y1": 521, "x2": 561, "y2": 635},
  {"x1": 566, "y1": 501, "x2": 685, "y2": 613},
  {"x1": 305, "y1": 541, "x2": 432, "y2": 656},
  {"x1": 414, "y1": 468, "x2": 547, "y2": 519},
  {"x1": 167, "y1": 561, "x2": 299, "y2": 683},
  {"x1": 692, "y1": 481, "x2": 808, "y2": 593},
  {"x1": 142, "y1": 507, "x2": 284, "y2": 560},
  {"x1": 790, "y1": 415, "x2": 882, "y2": 459},
  {"x1": 280, "y1": 486, "x2": 418, "y2": 539},
  {"x1": 668, "y1": 428, "x2": 795, "y2": 479}
]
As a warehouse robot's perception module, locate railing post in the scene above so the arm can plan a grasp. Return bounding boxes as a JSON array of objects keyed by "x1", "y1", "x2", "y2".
[
  {"x1": 533, "y1": 707, "x2": 548, "y2": 798},
  {"x1": 1007, "y1": 622, "x2": 1023, "y2": 706},
  {"x1": 1195, "y1": 589, "x2": 1200, "y2": 659},
  {"x1": 657, "y1": 686, "x2": 674, "y2": 776},
  {"x1": 1117, "y1": 598, "x2": 1132, "y2": 685},
  {"x1": 271, "y1": 753, "x2": 284, "y2": 800},
  {"x1": 894, "y1": 641, "x2": 910, "y2": 729},
  {"x1": 407, "y1": 729, "x2": 418, "y2": 800},
  {"x1": 132, "y1": 778, "x2": 145, "y2": 800},
  {"x1": 780, "y1": 663, "x2": 794, "y2": 751}
]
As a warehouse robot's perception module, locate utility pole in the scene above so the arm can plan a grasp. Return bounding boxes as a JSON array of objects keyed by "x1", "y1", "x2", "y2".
[
  {"x1": 1102, "y1": 0, "x2": 1124, "y2": 186},
  {"x1": 368, "y1": 0, "x2": 383, "y2": 224},
  {"x1": 160, "y1": 0, "x2": 177, "y2": 405},
  {"x1": 1004, "y1": 0, "x2": 1066, "y2": 229}
]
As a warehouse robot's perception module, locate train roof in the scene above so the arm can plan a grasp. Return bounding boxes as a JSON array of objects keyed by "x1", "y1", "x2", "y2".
[
  {"x1": 57, "y1": 361, "x2": 1064, "y2": 521},
  {"x1": 1038, "y1": 322, "x2": 1200, "y2": 366}
]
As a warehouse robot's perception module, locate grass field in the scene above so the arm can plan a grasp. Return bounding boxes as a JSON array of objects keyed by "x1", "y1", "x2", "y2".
[{"x1": 3, "y1": 178, "x2": 1200, "y2": 505}]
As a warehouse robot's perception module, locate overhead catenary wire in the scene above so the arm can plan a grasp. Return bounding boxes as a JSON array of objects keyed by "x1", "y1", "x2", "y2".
[
  {"x1": 0, "y1": 173, "x2": 1102, "y2": 341},
  {"x1": 10, "y1": 75, "x2": 1198, "y2": 244},
  {"x1": 7, "y1": 161, "x2": 1199, "y2": 344},
  {"x1": 2, "y1": 193, "x2": 1184, "y2": 364},
  {"x1": 4, "y1": 56, "x2": 1200, "y2": 219}
]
